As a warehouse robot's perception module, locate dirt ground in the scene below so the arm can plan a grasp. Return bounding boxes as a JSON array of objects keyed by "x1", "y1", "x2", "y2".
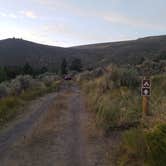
[{"x1": 0, "y1": 84, "x2": 117, "y2": 166}]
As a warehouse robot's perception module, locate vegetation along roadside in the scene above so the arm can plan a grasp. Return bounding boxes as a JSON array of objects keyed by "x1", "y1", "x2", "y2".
[
  {"x1": 0, "y1": 73, "x2": 61, "y2": 128},
  {"x1": 77, "y1": 65, "x2": 166, "y2": 166}
]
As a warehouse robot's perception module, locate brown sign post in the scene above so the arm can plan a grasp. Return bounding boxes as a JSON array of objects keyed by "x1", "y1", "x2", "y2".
[{"x1": 141, "y1": 78, "x2": 151, "y2": 115}]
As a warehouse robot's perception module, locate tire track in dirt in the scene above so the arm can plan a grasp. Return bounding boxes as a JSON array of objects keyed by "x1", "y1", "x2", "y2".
[
  {"x1": 0, "y1": 84, "x2": 112, "y2": 166},
  {"x1": 0, "y1": 93, "x2": 58, "y2": 165}
]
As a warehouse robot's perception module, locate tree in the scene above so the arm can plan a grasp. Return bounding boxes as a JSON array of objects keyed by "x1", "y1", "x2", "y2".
[
  {"x1": 159, "y1": 51, "x2": 166, "y2": 60},
  {"x1": 0, "y1": 67, "x2": 7, "y2": 83},
  {"x1": 60, "y1": 58, "x2": 67, "y2": 75},
  {"x1": 4, "y1": 66, "x2": 22, "y2": 79},
  {"x1": 23, "y1": 63, "x2": 33, "y2": 75},
  {"x1": 139, "y1": 57, "x2": 145, "y2": 64},
  {"x1": 70, "y1": 58, "x2": 82, "y2": 72},
  {"x1": 40, "y1": 66, "x2": 48, "y2": 74}
]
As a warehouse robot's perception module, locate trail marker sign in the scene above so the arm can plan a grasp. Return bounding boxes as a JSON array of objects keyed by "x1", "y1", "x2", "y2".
[
  {"x1": 142, "y1": 79, "x2": 151, "y2": 88},
  {"x1": 141, "y1": 78, "x2": 151, "y2": 115},
  {"x1": 141, "y1": 79, "x2": 151, "y2": 96},
  {"x1": 142, "y1": 88, "x2": 150, "y2": 96}
]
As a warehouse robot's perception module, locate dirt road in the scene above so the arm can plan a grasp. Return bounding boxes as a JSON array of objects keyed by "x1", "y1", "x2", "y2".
[{"x1": 0, "y1": 84, "x2": 111, "y2": 166}]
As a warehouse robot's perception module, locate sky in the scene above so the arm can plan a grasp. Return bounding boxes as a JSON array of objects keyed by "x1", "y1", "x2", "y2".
[{"x1": 0, "y1": 0, "x2": 166, "y2": 47}]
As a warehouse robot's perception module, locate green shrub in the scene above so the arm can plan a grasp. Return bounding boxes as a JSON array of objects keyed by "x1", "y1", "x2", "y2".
[
  {"x1": 120, "y1": 68, "x2": 139, "y2": 88},
  {"x1": 109, "y1": 66, "x2": 121, "y2": 87},
  {"x1": 146, "y1": 124, "x2": 166, "y2": 166},
  {"x1": 109, "y1": 67, "x2": 139, "y2": 88},
  {"x1": 0, "y1": 97, "x2": 22, "y2": 125},
  {"x1": 20, "y1": 88, "x2": 45, "y2": 101},
  {"x1": 118, "y1": 128, "x2": 147, "y2": 166},
  {"x1": 0, "y1": 67, "x2": 7, "y2": 83},
  {"x1": 10, "y1": 75, "x2": 34, "y2": 95},
  {"x1": 46, "y1": 80, "x2": 61, "y2": 93},
  {"x1": 151, "y1": 74, "x2": 166, "y2": 95},
  {"x1": 0, "y1": 75, "x2": 61, "y2": 127},
  {"x1": 118, "y1": 124, "x2": 166, "y2": 166}
]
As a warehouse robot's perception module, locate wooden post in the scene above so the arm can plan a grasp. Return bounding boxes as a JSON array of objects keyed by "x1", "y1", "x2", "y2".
[
  {"x1": 142, "y1": 95, "x2": 149, "y2": 115},
  {"x1": 142, "y1": 76, "x2": 150, "y2": 116}
]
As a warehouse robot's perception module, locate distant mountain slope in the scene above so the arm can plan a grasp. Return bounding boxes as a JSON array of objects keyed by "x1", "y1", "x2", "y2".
[
  {"x1": 0, "y1": 35, "x2": 166, "y2": 70},
  {"x1": 71, "y1": 35, "x2": 166, "y2": 66},
  {"x1": 0, "y1": 38, "x2": 72, "y2": 70}
]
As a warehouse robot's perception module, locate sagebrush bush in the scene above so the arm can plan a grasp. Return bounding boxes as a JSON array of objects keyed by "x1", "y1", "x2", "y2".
[
  {"x1": 0, "y1": 73, "x2": 61, "y2": 126},
  {"x1": 9, "y1": 75, "x2": 34, "y2": 95},
  {"x1": 76, "y1": 67, "x2": 105, "y2": 83},
  {"x1": 38, "y1": 73, "x2": 60, "y2": 87},
  {"x1": 0, "y1": 73, "x2": 60, "y2": 98}
]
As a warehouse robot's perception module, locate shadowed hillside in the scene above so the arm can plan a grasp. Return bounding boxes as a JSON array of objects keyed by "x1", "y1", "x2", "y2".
[
  {"x1": 72, "y1": 35, "x2": 166, "y2": 66},
  {"x1": 0, "y1": 38, "x2": 73, "y2": 70},
  {"x1": 0, "y1": 35, "x2": 166, "y2": 70}
]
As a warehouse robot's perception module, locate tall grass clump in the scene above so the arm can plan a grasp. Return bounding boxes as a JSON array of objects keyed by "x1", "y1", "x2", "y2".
[
  {"x1": 94, "y1": 87, "x2": 141, "y2": 130},
  {"x1": 118, "y1": 123, "x2": 166, "y2": 166},
  {"x1": 79, "y1": 66, "x2": 141, "y2": 131}
]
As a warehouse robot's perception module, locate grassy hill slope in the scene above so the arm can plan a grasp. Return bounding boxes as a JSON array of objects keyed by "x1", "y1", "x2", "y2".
[
  {"x1": 72, "y1": 35, "x2": 166, "y2": 66},
  {"x1": 0, "y1": 35, "x2": 166, "y2": 70}
]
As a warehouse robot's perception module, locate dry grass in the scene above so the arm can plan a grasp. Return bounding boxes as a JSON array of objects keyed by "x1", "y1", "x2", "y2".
[{"x1": 80, "y1": 70, "x2": 166, "y2": 166}]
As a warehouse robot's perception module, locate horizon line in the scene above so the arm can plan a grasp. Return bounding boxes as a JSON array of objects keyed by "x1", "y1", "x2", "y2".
[{"x1": 0, "y1": 34, "x2": 166, "y2": 48}]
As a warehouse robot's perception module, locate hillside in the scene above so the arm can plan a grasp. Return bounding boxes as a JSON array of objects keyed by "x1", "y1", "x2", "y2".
[
  {"x1": 0, "y1": 38, "x2": 72, "y2": 70},
  {"x1": 72, "y1": 35, "x2": 166, "y2": 67},
  {"x1": 0, "y1": 35, "x2": 166, "y2": 70}
]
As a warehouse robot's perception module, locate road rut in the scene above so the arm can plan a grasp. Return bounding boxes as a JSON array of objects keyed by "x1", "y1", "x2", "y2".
[{"x1": 0, "y1": 85, "x2": 110, "y2": 166}]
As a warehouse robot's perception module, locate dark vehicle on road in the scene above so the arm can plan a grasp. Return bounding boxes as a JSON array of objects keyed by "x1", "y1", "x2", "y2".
[{"x1": 64, "y1": 75, "x2": 72, "y2": 80}]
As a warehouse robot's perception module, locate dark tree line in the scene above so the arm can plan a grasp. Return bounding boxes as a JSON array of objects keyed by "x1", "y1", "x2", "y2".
[
  {"x1": 60, "y1": 58, "x2": 83, "y2": 75},
  {"x1": 70, "y1": 58, "x2": 82, "y2": 72},
  {"x1": 61, "y1": 58, "x2": 68, "y2": 75},
  {"x1": 0, "y1": 58, "x2": 83, "y2": 83},
  {"x1": 0, "y1": 63, "x2": 48, "y2": 83}
]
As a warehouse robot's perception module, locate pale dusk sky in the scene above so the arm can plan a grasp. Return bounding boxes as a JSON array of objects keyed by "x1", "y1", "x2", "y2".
[{"x1": 0, "y1": 0, "x2": 166, "y2": 47}]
